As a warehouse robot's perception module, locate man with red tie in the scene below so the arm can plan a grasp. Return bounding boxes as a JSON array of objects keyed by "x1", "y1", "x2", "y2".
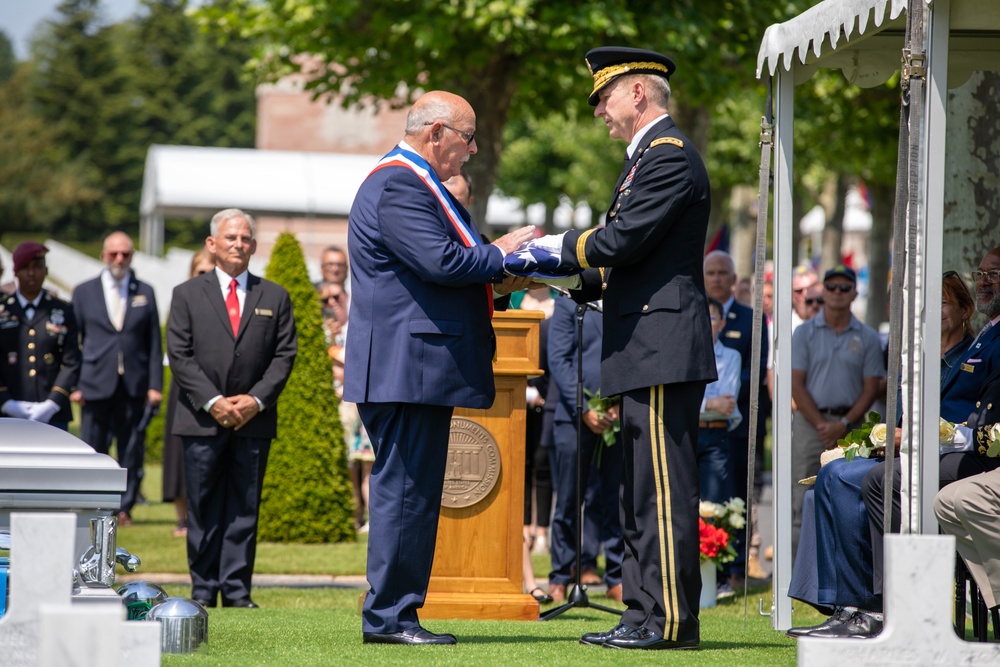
[{"x1": 167, "y1": 209, "x2": 297, "y2": 609}]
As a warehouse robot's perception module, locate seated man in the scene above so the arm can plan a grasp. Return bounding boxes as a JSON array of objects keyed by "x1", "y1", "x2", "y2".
[
  {"x1": 933, "y1": 400, "x2": 1000, "y2": 615},
  {"x1": 788, "y1": 261, "x2": 1000, "y2": 638}
]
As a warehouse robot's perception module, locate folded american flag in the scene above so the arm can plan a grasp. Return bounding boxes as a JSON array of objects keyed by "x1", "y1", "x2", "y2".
[{"x1": 503, "y1": 242, "x2": 581, "y2": 279}]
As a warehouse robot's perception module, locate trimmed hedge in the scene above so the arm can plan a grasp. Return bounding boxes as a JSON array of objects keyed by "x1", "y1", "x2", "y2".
[{"x1": 257, "y1": 232, "x2": 355, "y2": 542}]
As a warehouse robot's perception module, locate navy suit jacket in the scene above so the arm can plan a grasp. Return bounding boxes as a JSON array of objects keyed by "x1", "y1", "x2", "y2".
[
  {"x1": 719, "y1": 299, "x2": 769, "y2": 439},
  {"x1": 344, "y1": 150, "x2": 506, "y2": 410},
  {"x1": 548, "y1": 295, "x2": 604, "y2": 424},
  {"x1": 167, "y1": 271, "x2": 297, "y2": 440},
  {"x1": 560, "y1": 116, "x2": 717, "y2": 396},
  {"x1": 71, "y1": 272, "x2": 163, "y2": 400},
  {"x1": 941, "y1": 324, "x2": 1000, "y2": 423}
]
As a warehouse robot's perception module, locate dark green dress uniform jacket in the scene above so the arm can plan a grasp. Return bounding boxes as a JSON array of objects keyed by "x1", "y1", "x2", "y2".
[
  {"x1": 0, "y1": 291, "x2": 81, "y2": 423},
  {"x1": 561, "y1": 116, "x2": 717, "y2": 395}
]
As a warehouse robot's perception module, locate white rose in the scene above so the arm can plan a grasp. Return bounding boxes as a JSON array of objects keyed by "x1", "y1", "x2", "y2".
[
  {"x1": 699, "y1": 501, "x2": 718, "y2": 519},
  {"x1": 727, "y1": 498, "x2": 746, "y2": 515},
  {"x1": 869, "y1": 423, "x2": 888, "y2": 448},
  {"x1": 990, "y1": 423, "x2": 1000, "y2": 443},
  {"x1": 939, "y1": 418, "x2": 956, "y2": 445},
  {"x1": 730, "y1": 515, "x2": 746, "y2": 530}
]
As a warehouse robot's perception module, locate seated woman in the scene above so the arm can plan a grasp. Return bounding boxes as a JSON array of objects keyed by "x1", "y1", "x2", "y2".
[{"x1": 788, "y1": 271, "x2": 980, "y2": 638}]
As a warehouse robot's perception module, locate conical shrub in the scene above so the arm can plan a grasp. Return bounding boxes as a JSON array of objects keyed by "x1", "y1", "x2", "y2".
[{"x1": 258, "y1": 232, "x2": 354, "y2": 542}]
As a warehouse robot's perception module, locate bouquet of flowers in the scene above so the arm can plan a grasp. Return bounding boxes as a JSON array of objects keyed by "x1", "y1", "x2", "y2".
[
  {"x1": 841, "y1": 413, "x2": 965, "y2": 461},
  {"x1": 585, "y1": 389, "x2": 620, "y2": 447},
  {"x1": 698, "y1": 498, "x2": 744, "y2": 569},
  {"x1": 838, "y1": 411, "x2": 884, "y2": 461}
]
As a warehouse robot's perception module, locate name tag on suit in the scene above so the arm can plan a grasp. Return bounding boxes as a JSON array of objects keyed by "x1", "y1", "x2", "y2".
[
  {"x1": 254, "y1": 308, "x2": 273, "y2": 317},
  {"x1": 962, "y1": 359, "x2": 981, "y2": 373},
  {"x1": 725, "y1": 330, "x2": 742, "y2": 339}
]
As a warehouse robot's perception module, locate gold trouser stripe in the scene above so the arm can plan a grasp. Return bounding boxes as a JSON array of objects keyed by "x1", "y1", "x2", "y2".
[
  {"x1": 576, "y1": 229, "x2": 596, "y2": 269},
  {"x1": 649, "y1": 384, "x2": 679, "y2": 640}
]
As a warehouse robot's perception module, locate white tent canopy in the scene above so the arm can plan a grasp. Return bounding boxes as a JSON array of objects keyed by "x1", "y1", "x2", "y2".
[
  {"x1": 139, "y1": 145, "x2": 378, "y2": 255},
  {"x1": 757, "y1": 0, "x2": 1000, "y2": 632}
]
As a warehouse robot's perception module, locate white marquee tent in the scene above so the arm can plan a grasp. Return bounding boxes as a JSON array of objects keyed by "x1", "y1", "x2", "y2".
[{"x1": 756, "y1": 0, "x2": 1000, "y2": 633}]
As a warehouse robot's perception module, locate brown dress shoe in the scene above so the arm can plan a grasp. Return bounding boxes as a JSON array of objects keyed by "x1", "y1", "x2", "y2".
[
  {"x1": 580, "y1": 567, "x2": 602, "y2": 585},
  {"x1": 548, "y1": 583, "x2": 567, "y2": 603},
  {"x1": 116, "y1": 511, "x2": 133, "y2": 527},
  {"x1": 606, "y1": 583, "x2": 623, "y2": 602}
]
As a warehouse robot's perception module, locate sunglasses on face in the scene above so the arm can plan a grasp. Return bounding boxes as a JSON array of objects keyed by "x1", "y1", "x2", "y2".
[
  {"x1": 825, "y1": 283, "x2": 853, "y2": 293},
  {"x1": 805, "y1": 297, "x2": 824, "y2": 306}
]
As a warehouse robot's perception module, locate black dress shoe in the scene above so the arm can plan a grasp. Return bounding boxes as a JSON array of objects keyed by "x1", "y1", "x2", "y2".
[
  {"x1": 363, "y1": 627, "x2": 457, "y2": 645},
  {"x1": 192, "y1": 597, "x2": 216, "y2": 608},
  {"x1": 580, "y1": 623, "x2": 636, "y2": 646},
  {"x1": 603, "y1": 627, "x2": 699, "y2": 650},
  {"x1": 808, "y1": 611, "x2": 883, "y2": 638},
  {"x1": 222, "y1": 597, "x2": 259, "y2": 608},
  {"x1": 786, "y1": 607, "x2": 854, "y2": 637}
]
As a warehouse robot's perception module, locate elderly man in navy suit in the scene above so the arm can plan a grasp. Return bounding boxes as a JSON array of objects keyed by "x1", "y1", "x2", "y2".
[
  {"x1": 71, "y1": 232, "x2": 163, "y2": 526},
  {"x1": 168, "y1": 209, "x2": 297, "y2": 609},
  {"x1": 345, "y1": 90, "x2": 536, "y2": 645}
]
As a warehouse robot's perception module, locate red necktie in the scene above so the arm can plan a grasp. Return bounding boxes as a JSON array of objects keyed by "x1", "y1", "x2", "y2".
[{"x1": 226, "y1": 279, "x2": 240, "y2": 336}]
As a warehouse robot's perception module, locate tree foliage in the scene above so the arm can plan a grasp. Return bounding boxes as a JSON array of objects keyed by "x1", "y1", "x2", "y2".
[
  {"x1": 197, "y1": 0, "x2": 815, "y2": 224},
  {"x1": 259, "y1": 232, "x2": 355, "y2": 543},
  {"x1": 15, "y1": 0, "x2": 257, "y2": 242}
]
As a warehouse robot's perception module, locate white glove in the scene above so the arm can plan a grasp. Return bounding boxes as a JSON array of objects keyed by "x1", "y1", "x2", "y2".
[
  {"x1": 528, "y1": 233, "x2": 566, "y2": 254},
  {"x1": 940, "y1": 424, "x2": 974, "y2": 456},
  {"x1": 27, "y1": 400, "x2": 60, "y2": 424},
  {"x1": 1, "y1": 400, "x2": 32, "y2": 419},
  {"x1": 540, "y1": 275, "x2": 582, "y2": 289}
]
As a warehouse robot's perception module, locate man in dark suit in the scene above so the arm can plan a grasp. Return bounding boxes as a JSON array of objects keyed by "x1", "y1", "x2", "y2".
[
  {"x1": 531, "y1": 47, "x2": 717, "y2": 650},
  {"x1": 703, "y1": 249, "x2": 770, "y2": 587},
  {"x1": 546, "y1": 293, "x2": 624, "y2": 603},
  {"x1": 71, "y1": 232, "x2": 163, "y2": 526},
  {"x1": 0, "y1": 242, "x2": 80, "y2": 428},
  {"x1": 345, "y1": 90, "x2": 536, "y2": 645},
  {"x1": 167, "y1": 208, "x2": 297, "y2": 609}
]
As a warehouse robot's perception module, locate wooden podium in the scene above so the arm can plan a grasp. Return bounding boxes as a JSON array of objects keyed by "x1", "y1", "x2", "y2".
[{"x1": 420, "y1": 310, "x2": 544, "y2": 621}]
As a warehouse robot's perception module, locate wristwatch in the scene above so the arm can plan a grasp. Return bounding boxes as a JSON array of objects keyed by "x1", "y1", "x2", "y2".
[{"x1": 840, "y1": 416, "x2": 851, "y2": 427}]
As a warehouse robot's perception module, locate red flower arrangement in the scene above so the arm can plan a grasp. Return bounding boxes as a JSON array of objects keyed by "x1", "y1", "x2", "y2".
[
  {"x1": 697, "y1": 498, "x2": 742, "y2": 569},
  {"x1": 698, "y1": 518, "x2": 730, "y2": 561}
]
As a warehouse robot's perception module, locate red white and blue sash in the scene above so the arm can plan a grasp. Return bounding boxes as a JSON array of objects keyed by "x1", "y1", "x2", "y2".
[{"x1": 369, "y1": 145, "x2": 494, "y2": 317}]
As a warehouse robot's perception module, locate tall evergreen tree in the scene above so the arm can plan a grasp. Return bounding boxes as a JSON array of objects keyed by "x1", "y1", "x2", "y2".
[
  {"x1": 259, "y1": 232, "x2": 354, "y2": 543},
  {"x1": 28, "y1": 0, "x2": 134, "y2": 237},
  {"x1": 0, "y1": 31, "x2": 16, "y2": 83},
  {"x1": 0, "y1": 63, "x2": 100, "y2": 234}
]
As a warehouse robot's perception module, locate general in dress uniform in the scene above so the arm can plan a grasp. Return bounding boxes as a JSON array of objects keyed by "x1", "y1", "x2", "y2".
[{"x1": 542, "y1": 47, "x2": 717, "y2": 650}]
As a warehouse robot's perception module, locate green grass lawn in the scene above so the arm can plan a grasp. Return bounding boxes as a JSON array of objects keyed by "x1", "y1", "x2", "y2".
[
  {"x1": 153, "y1": 585, "x2": 802, "y2": 666},
  {"x1": 123, "y1": 465, "x2": 812, "y2": 665}
]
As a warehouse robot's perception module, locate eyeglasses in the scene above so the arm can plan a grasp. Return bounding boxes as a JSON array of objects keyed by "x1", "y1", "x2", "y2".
[
  {"x1": 824, "y1": 283, "x2": 853, "y2": 293},
  {"x1": 426, "y1": 122, "x2": 475, "y2": 146},
  {"x1": 971, "y1": 269, "x2": 1000, "y2": 283},
  {"x1": 943, "y1": 270, "x2": 960, "y2": 279},
  {"x1": 108, "y1": 251, "x2": 133, "y2": 259},
  {"x1": 793, "y1": 287, "x2": 807, "y2": 295},
  {"x1": 805, "y1": 297, "x2": 825, "y2": 306},
  {"x1": 322, "y1": 261, "x2": 347, "y2": 268}
]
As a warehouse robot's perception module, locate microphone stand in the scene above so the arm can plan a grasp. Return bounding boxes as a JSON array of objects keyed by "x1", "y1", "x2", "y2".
[{"x1": 541, "y1": 291, "x2": 621, "y2": 621}]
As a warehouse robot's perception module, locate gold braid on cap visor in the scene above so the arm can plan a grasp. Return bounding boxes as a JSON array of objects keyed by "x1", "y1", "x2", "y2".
[{"x1": 591, "y1": 61, "x2": 672, "y2": 98}]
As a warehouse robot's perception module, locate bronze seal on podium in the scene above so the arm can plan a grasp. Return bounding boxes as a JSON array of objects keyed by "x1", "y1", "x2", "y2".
[{"x1": 442, "y1": 418, "x2": 501, "y2": 508}]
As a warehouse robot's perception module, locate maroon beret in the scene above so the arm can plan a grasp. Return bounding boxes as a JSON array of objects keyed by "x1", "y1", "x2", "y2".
[{"x1": 12, "y1": 241, "x2": 49, "y2": 273}]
